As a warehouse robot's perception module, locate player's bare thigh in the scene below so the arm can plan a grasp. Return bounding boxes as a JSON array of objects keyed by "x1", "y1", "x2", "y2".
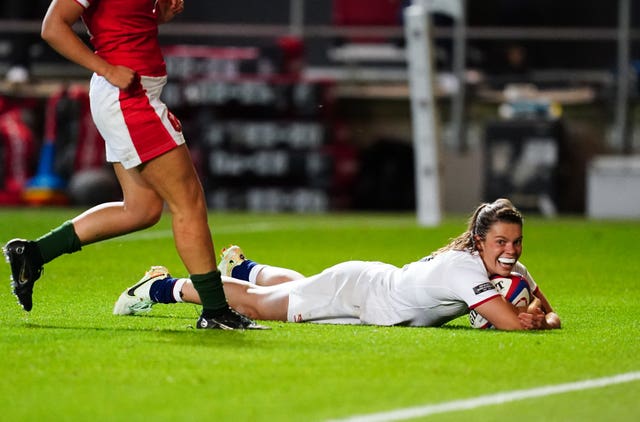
[{"x1": 138, "y1": 144, "x2": 205, "y2": 212}]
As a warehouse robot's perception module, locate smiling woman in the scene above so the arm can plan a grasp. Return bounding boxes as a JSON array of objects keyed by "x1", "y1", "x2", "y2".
[{"x1": 114, "y1": 198, "x2": 562, "y2": 331}]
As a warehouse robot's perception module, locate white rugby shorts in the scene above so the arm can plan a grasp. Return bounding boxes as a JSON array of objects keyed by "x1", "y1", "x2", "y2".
[
  {"x1": 89, "y1": 73, "x2": 185, "y2": 169},
  {"x1": 286, "y1": 261, "x2": 399, "y2": 325}
]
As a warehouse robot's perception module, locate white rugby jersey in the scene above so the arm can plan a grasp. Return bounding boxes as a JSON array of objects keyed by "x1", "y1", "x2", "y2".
[
  {"x1": 365, "y1": 250, "x2": 499, "y2": 326},
  {"x1": 288, "y1": 250, "x2": 537, "y2": 327}
]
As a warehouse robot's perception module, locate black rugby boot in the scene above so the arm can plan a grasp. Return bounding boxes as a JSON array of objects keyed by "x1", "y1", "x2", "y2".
[
  {"x1": 197, "y1": 307, "x2": 270, "y2": 330},
  {"x1": 3, "y1": 239, "x2": 43, "y2": 311}
]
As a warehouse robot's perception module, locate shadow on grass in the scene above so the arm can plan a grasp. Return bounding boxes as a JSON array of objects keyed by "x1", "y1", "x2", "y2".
[
  {"x1": 13, "y1": 323, "x2": 275, "y2": 352},
  {"x1": 440, "y1": 324, "x2": 557, "y2": 335},
  {"x1": 20, "y1": 320, "x2": 274, "y2": 343}
]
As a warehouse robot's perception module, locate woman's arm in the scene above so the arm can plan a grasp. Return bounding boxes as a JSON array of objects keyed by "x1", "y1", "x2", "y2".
[
  {"x1": 474, "y1": 295, "x2": 559, "y2": 331},
  {"x1": 41, "y1": 0, "x2": 135, "y2": 89},
  {"x1": 515, "y1": 264, "x2": 561, "y2": 329},
  {"x1": 474, "y1": 296, "x2": 526, "y2": 330}
]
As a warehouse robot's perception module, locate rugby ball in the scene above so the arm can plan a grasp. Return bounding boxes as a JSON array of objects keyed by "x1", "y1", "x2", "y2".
[{"x1": 469, "y1": 273, "x2": 532, "y2": 329}]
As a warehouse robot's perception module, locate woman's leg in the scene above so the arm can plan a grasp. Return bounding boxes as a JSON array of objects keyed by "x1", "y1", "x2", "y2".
[
  {"x1": 172, "y1": 276, "x2": 293, "y2": 321},
  {"x1": 178, "y1": 266, "x2": 302, "y2": 305},
  {"x1": 135, "y1": 145, "x2": 215, "y2": 274},
  {"x1": 221, "y1": 278, "x2": 291, "y2": 321},
  {"x1": 130, "y1": 145, "x2": 241, "y2": 323},
  {"x1": 71, "y1": 163, "x2": 164, "y2": 245},
  {"x1": 254, "y1": 265, "x2": 304, "y2": 286}
]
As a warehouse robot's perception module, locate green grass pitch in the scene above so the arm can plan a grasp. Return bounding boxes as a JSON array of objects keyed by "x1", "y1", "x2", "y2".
[{"x1": 1, "y1": 208, "x2": 639, "y2": 421}]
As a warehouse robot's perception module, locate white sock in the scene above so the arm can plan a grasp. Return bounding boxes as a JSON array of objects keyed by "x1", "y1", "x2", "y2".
[
  {"x1": 248, "y1": 264, "x2": 265, "y2": 284},
  {"x1": 173, "y1": 278, "x2": 189, "y2": 302}
]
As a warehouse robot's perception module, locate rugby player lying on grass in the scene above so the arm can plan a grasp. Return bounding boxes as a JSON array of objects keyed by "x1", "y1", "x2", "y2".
[{"x1": 114, "y1": 199, "x2": 561, "y2": 330}]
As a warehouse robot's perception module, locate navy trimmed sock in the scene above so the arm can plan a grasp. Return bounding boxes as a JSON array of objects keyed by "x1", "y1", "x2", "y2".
[
  {"x1": 231, "y1": 260, "x2": 258, "y2": 281},
  {"x1": 149, "y1": 277, "x2": 179, "y2": 304}
]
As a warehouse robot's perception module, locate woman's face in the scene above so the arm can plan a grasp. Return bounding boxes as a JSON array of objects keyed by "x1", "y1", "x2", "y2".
[{"x1": 475, "y1": 221, "x2": 523, "y2": 277}]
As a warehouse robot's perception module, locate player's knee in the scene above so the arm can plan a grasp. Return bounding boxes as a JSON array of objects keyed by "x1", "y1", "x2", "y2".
[
  {"x1": 145, "y1": 203, "x2": 164, "y2": 225},
  {"x1": 125, "y1": 200, "x2": 164, "y2": 229},
  {"x1": 167, "y1": 196, "x2": 207, "y2": 223},
  {"x1": 140, "y1": 207, "x2": 163, "y2": 228}
]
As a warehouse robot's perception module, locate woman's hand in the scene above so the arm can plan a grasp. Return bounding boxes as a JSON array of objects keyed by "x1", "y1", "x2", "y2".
[
  {"x1": 518, "y1": 308, "x2": 546, "y2": 329},
  {"x1": 518, "y1": 302, "x2": 561, "y2": 330},
  {"x1": 103, "y1": 65, "x2": 137, "y2": 90},
  {"x1": 155, "y1": 0, "x2": 184, "y2": 23}
]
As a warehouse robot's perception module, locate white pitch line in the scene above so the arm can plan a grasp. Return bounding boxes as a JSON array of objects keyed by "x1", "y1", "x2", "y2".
[{"x1": 331, "y1": 371, "x2": 640, "y2": 422}]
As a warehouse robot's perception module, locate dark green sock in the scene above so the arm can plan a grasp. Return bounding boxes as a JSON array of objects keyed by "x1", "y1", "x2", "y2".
[
  {"x1": 190, "y1": 270, "x2": 228, "y2": 317},
  {"x1": 35, "y1": 220, "x2": 82, "y2": 264}
]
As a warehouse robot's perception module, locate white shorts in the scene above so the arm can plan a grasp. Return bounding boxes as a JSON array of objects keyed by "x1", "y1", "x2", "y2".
[
  {"x1": 286, "y1": 261, "x2": 399, "y2": 325},
  {"x1": 89, "y1": 73, "x2": 185, "y2": 169}
]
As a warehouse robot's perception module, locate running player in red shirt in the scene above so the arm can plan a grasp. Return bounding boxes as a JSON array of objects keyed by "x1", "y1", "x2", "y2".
[{"x1": 3, "y1": 0, "x2": 265, "y2": 330}]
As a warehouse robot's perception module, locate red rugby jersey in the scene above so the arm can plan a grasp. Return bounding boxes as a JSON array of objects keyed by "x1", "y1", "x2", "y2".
[{"x1": 76, "y1": 0, "x2": 167, "y2": 76}]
